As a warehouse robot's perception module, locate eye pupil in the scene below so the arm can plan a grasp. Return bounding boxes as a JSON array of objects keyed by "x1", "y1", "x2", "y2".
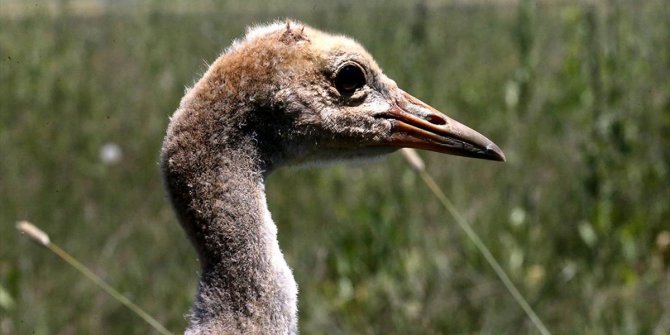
[{"x1": 335, "y1": 64, "x2": 365, "y2": 95}]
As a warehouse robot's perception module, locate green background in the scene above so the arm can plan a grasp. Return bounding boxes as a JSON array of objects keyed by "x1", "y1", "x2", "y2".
[{"x1": 1, "y1": 0, "x2": 669, "y2": 334}]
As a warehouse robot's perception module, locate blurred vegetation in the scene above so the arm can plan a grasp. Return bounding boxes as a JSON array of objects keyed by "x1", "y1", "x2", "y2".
[{"x1": 1, "y1": 0, "x2": 669, "y2": 334}]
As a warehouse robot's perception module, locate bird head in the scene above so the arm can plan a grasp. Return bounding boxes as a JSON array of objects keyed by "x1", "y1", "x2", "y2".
[{"x1": 179, "y1": 20, "x2": 505, "y2": 169}]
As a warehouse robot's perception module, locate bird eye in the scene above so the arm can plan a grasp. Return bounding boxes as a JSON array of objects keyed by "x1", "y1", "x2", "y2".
[{"x1": 334, "y1": 64, "x2": 366, "y2": 95}]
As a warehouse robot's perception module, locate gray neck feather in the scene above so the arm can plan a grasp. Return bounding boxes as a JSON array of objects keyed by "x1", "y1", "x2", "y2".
[{"x1": 161, "y1": 102, "x2": 298, "y2": 334}]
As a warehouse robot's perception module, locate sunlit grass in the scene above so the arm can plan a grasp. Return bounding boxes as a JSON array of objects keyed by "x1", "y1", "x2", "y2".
[{"x1": 2, "y1": 1, "x2": 669, "y2": 334}]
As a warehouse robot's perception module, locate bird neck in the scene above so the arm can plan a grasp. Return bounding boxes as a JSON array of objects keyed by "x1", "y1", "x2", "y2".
[{"x1": 161, "y1": 109, "x2": 297, "y2": 334}]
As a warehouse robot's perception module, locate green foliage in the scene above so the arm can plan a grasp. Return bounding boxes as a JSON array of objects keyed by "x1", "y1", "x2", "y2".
[{"x1": 1, "y1": 1, "x2": 669, "y2": 334}]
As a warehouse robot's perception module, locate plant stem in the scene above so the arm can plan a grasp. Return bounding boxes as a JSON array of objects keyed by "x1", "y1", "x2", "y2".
[{"x1": 17, "y1": 222, "x2": 173, "y2": 335}]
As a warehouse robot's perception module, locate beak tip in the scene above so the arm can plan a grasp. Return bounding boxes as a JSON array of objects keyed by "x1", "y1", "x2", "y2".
[{"x1": 485, "y1": 142, "x2": 506, "y2": 162}]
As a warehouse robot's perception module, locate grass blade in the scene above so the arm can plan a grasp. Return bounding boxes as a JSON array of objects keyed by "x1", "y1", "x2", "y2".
[
  {"x1": 17, "y1": 221, "x2": 174, "y2": 335},
  {"x1": 400, "y1": 149, "x2": 551, "y2": 335}
]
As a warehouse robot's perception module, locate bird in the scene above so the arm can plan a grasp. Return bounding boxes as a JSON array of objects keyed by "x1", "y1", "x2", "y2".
[{"x1": 160, "y1": 20, "x2": 505, "y2": 335}]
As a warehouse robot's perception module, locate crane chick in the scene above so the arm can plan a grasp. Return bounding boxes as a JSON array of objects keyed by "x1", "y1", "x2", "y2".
[{"x1": 162, "y1": 20, "x2": 504, "y2": 335}]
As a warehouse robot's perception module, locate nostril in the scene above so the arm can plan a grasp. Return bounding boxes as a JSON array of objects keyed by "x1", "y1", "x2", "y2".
[{"x1": 425, "y1": 114, "x2": 447, "y2": 125}]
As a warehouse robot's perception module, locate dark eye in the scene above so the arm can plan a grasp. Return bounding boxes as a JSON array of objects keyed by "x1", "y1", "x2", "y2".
[{"x1": 334, "y1": 64, "x2": 366, "y2": 95}]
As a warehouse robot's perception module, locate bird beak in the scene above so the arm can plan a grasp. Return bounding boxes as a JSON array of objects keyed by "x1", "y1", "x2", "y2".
[{"x1": 377, "y1": 90, "x2": 506, "y2": 161}]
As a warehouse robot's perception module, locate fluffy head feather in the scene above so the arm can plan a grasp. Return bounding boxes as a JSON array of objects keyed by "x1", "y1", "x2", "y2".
[{"x1": 168, "y1": 20, "x2": 405, "y2": 174}]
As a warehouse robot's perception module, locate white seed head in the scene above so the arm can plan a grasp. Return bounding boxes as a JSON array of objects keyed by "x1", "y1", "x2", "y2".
[
  {"x1": 100, "y1": 142, "x2": 122, "y2": 165},
  {"x1": 16, "y1": 221, "x2": 50, "y2": 246}
]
